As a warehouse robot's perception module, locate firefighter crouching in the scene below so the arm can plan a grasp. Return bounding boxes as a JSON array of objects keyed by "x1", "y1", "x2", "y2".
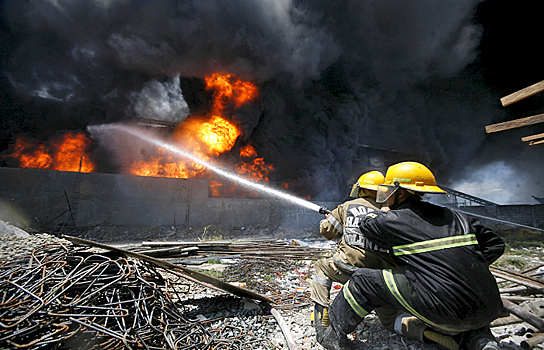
[
  {"x1": 319, "y1": 161, "x2": 505, "y2": 350},
  {"x1": 312, "y1": 171, "x2": 400, "y2": 348}
]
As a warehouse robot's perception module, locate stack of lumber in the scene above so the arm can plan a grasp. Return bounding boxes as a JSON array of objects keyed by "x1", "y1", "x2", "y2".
[
  {"x1": 486, "y1": 80, "x2": 544, "y2": 146},
  {"x1": 125, "y1": 238, "x2": 329, "y2": 264}
]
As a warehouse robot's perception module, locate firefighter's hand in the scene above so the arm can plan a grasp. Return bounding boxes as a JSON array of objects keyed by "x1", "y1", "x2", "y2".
[
  {"x1": 325, "y1": 213, "x2": 330, "y2": 219},
  {"x1": 381, "y1": 206, "x2": 390, "y2": 212}
]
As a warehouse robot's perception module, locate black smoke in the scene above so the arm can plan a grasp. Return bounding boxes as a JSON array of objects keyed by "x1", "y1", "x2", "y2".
[{"x1": 1, "y1": 0, "x2": 543, "y2": 203}]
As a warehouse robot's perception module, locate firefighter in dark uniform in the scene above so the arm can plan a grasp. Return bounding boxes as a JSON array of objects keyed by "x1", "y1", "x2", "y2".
[
  {"x1": 319, "y1": 161, "x2": 505, "y2": 350},
  {"x1": 311, "y1": 171, "x2": 398, "y2": 347}
]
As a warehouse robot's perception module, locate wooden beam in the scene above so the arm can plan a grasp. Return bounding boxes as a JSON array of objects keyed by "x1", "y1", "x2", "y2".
[
  {"x1": 524, "y1": 137, "x2": 544, "y2": 146},
  {"x1": 528, "y1": 139, "x2": 544, "y2": 146},
  {"x1": 521, "y1": 132, "x2": 544, "y2": 146},
  {"x1": 485, "y1": 113, "x2": 544, "y2": 133},
  {"x1": 500, "y1": 80, "x2": 544, "y2": 107},
  {"x1": 521, "y1": 133, "x2": 544, "y2": 142}
]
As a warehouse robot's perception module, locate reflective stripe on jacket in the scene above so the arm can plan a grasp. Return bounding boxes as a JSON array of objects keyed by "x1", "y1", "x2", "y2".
[{"x1": 356, "y1": 196, "x2": 505, "y2": 326}]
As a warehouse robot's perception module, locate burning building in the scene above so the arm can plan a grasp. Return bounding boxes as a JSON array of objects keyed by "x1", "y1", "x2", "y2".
[
  {"x1": 1, "y1": 0, "x2": 543, "y2": 219},
  {"x1": 1, "y1": 73, "x2": 279, "y2": 199}
]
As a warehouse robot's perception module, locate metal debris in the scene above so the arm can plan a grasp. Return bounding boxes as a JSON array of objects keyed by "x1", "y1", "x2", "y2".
[
  {"x1": 490, "y1": 264, "x2": 544, "y2": 348},
  {"x1": 137, "y1": 239, "x2": 329, "y2": 261},
  {"x1": 2, "y1": 231, "x2": 544, "y2": 350},
  {"x1": 62, "y1": 235, "x2": 273, "y2": 303},
  {"x1": 221, "y1": 258, "x2": 313, "y2": 313},
  {"x1": 0, "y1": 243, "x2": 280, "y2": 349}
]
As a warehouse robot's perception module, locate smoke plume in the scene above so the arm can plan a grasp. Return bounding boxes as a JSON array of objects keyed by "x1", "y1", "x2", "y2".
[{"x1": 1, "y1": 0, "x2": 543, "y2": 203}]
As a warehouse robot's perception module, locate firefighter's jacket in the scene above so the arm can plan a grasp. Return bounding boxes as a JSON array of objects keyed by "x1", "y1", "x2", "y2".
[
  {"x1": 358, "y1": 196, "x2": 505, "y2": 327},
  {"x1": 319, "y1": 196, "x2": 393, "y2": 272}
]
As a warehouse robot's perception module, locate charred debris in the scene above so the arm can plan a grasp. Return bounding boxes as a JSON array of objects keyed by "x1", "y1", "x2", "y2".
[
  {"x1": 0, "y1": 232, "x2": 325, "y2": 350},
  {"x1": 0, "y1": 227, "x2": 543, "y2": 350}
]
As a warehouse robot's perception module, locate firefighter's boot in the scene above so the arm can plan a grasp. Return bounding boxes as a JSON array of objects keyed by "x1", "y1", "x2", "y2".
[
  {"x1": 463, "y1": 326, "x2": 500, "y2": 350},
  {"x1": 312, "y1": 303, "x2": 330, "y2": 327},
  {"x1": 313, "y1": 303, "x2": 348, "y2": 350},
  {"x1": 317, "y1": 326, "x2": 344, "y2": 350},
  {"x1": 313, "y1": 303, "x2": 330, "y2": 341}
]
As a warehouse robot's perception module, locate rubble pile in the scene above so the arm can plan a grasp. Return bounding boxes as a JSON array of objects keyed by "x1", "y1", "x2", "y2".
[
  {"x1": 0, "y1": 243, "x2": 279, "y2": 349},
  {"x1": 1, "y1": 222, "x2": 543, "y2": 350},
  {"x1": 222, "y1": 258, "x2": 313, "y2": 307}
]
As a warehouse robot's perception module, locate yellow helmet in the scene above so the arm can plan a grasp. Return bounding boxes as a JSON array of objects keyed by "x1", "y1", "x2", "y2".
[
  {"x1": 349, "y1": 171, "x2": 385, "y2": 197},
  {"x1": 376, "y1": 162, "x2": 446, "y2": 202}
]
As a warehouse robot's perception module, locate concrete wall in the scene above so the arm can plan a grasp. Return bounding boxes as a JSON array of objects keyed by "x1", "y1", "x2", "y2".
[
  {"x1": 2, "y1": 167, "x2": 542, "y2": 232},
  {"x1": 0, "y1": 168, "x2": 333, "y2": 231},
  {"x1": 459, "y1": 204, "x2": 544, "y2": 230}
]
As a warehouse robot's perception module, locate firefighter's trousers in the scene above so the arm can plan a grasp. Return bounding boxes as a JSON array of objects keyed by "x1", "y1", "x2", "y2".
[
  {"x1": 311, "y1": 257, "x2": 404, "y2": 336},
  {"x1": 329, "y1": 267, "x2": 494, "y2": 340},
  {"x1": 311, "y1": 256, "x2": 350, "y2": 307}
]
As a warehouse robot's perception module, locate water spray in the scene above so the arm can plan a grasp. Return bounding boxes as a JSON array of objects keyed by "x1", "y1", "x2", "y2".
[{"x1": 88, "y1": 123, "x2": 331, "y2": 215}]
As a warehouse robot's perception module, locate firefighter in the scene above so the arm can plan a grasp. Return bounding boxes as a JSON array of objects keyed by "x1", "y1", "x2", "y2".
[
  {"x1": 311, "y1": 171, "x2": 398, "y2": 348},
  {"x1": 319, "y1": 161, "x2": 505, "y2": 350}
]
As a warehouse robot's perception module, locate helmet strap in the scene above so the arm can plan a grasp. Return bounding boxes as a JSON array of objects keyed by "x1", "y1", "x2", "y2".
[
  {"x1": 390, "y1": 187, "x2": 405, "y2": 209},
  {"x1": 392, "y1": 189, "x2": 401, "y2": 207}
]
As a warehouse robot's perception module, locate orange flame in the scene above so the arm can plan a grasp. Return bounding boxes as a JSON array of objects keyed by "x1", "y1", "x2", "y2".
[
  {"x1": 3, "y1": 131, "x2": 95, "y2": 173},
  {"x1": 205, "y1": 73, "x2": 258, "y2": 112},
  {"x1": 127, "y1": 73, "x2": 272, "y2": 197},
  {"x1": 130, "y1": 114, "x2": 241, "y2": 179},
  {"x1": 129, "y1": 148, "x2": 205, "y2": 178},
  {"x1": 239, "y1": 144, "x2": 258, "y2": 158},
  {"x1": 172, "y1": 115, "x2": 240, "y2": 157},
  {"x1": 237, "y1": 145, "x2": 274, "y2": 182},
  {"x1": 206, "y1": 144, "x2": 275, "y2": 198}
]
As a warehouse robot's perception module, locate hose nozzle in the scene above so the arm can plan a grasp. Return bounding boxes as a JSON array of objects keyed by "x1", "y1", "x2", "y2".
[{"x1": 319, "y1": 206, "x2": 331, "y2": 215}]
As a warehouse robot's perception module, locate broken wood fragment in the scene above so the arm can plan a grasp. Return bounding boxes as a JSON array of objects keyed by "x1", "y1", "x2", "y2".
[
  {"x1": 271, "y1": 308, "x2": 299, "y2": 350},
  {"x1": 521, "y1": 133, "x2": 544, "y2": 142},
  {"x1": 485, "y1": 113, "x2": 544, "y2": 133},
  {"x1": 527, "y1": 139, "x2": 544, "y2": 146},
  {"x1": 500, "y1": 80, "x2": 544, "y2": 107},
  {"x1": 174, "y1": 254, "x2": 242, "y2": 265}
]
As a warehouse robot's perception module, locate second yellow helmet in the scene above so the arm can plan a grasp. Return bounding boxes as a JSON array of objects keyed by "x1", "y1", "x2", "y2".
[{"x1": 350, "y1": 171, "x2": 385, "y2": 197}]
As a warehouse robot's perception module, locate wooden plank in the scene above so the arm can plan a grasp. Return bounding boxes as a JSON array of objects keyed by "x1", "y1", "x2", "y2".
[
  {"x1": 521, "y1": 133, "x2": 544, "y2": 146},
  {"x1": 485, "y1": 113, "x2": 544, "y2": 133},
  {"x1": 500, "y1": 80, "x2": 544, "y2": 106},
  {"x1": 271, "y1": 308, "x2": 299, "y2": 350},
  {"x1": 521, "y1": 132, "x2": 544, "y2": 142},
  {"x1": 528, "y1": 139, "x2": 544, "y2": 146}
]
